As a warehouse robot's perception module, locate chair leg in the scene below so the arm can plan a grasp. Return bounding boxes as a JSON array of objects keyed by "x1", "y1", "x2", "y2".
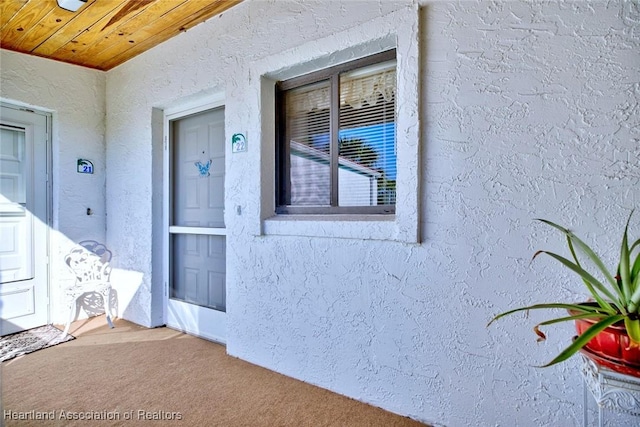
[
  {"x1": 103, "y1": 288, "x2": 114, "y2": 329},
  {"x1": 61, "y1": 297, "x2": 76, "y2": 338}
]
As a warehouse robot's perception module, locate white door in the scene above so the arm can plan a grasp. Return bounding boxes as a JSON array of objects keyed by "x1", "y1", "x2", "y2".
[
  {"x1": 165, "y1": 106, "x2": 226, "y2": 343},
  {"x1": 0, "y1": 105, "x2": 49, "y2": 336}
]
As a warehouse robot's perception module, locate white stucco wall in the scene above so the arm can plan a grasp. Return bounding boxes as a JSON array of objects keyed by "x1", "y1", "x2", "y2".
[
  {"x1": 103, "y1": 0, "x2": 639, "y2": 425},
  {"x1": 0, "y1": 50, "x2": 106, "y2": 325}
]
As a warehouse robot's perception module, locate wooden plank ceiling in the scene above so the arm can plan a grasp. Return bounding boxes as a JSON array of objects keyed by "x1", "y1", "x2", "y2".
[{"x1": 0, "y1": 0, "x2": 242, "y2": 71}]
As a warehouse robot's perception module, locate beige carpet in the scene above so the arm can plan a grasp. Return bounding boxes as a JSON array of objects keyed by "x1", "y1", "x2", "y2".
[{"x1": 2, "y1": 316, "x2": 427, "y2": 426}]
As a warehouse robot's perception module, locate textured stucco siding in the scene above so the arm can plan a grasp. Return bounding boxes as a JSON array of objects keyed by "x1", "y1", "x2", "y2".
[
  {"x1": 417, "y1": 2, "x2": 639, "y2": 424},
  {"x1": 105, "y1": 0, "x2": 639, "y2": 424},
  {"x1": 0, "y1": 51, "x2": 106, "y2": 324}
]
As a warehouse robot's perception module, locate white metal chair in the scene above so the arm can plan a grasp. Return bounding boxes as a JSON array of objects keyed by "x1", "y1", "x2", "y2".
[{"x1": 61, "y1": 241, "x2": 114, "y2": 337}]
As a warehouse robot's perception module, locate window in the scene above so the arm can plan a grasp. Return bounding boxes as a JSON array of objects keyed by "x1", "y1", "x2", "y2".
[{"x1": 276, "y1": 50, "x2": 397, "y2": 215}]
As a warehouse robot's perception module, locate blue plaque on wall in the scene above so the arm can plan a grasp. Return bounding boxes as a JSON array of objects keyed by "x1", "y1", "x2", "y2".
[{"x1": 77, "y1": 159, "x2": 94, "y2": 174}]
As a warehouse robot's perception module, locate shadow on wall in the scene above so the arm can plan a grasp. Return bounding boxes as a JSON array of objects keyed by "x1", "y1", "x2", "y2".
[{"x1": 0, "y1": 185, "x2": 148, "y2": 334}]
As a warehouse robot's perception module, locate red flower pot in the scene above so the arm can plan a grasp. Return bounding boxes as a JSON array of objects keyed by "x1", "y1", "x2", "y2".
[{"x1": 573, "y1": 315, "x2": 640, "y2": 376}]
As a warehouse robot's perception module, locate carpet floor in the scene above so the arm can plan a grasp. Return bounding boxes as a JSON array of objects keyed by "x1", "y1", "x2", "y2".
[{"x1": 1, "y1": 316, "x2": 427, "y2": 426}]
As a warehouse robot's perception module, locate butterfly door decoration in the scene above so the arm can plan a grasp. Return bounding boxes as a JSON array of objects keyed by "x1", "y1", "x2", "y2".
[{"x1": 195, "y1": 159, "x2": 212, "y2": 177}]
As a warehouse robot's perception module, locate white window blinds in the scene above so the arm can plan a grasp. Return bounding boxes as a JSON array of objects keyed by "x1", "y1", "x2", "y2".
[{"x1": 279, "y1": 54, "x2": 397, "y2": 213}]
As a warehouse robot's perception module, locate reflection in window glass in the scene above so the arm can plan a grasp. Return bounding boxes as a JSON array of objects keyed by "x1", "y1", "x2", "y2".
[{"x1": 277, "y1": 52, "x2": 396, "y2": 214}]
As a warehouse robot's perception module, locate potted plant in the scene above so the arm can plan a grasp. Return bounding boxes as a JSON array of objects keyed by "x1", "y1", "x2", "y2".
[{"x1": 489, "y1": 211, "x2": 640, "y2": 374}]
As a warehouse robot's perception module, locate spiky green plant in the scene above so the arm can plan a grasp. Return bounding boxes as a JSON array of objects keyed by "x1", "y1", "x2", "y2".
[{"x1": 488, "y1": 211, "x2": 640, "y2": 367}]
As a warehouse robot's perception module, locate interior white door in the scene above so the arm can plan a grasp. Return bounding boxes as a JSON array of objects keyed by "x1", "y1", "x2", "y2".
[
  {"x1": 166, "y1": 106, "x2": 226, "y2": 343},
  {"x1": 0, "y1": 105, "x2": 49, "y2": 336}
]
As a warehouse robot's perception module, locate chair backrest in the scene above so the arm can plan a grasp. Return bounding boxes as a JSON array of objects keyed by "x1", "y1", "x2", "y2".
[
  {"x1": 78, "y1": 240, "x2": 112, "y2": 263},
  {"x1": 65, "y1": 244, "x2": 111, "y2": 284}
]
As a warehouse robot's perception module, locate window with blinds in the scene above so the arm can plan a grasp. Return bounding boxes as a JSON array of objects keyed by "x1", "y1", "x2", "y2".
[{"x1": 276, "y1": 50, "x2": 396, "y2": 214}]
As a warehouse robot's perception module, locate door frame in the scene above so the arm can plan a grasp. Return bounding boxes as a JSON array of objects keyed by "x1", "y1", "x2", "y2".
[
  {"x1": 0, "y1": 101, "x2": 52, "y2": 333},
  {"x1": 162, "y1": 93, "x2": 226, "y2": 342}
]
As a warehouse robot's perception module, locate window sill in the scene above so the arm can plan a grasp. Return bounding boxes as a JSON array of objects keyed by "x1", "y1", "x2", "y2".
[{"x1": 262, "y1": 214, "x2": 403, "y2": 242}]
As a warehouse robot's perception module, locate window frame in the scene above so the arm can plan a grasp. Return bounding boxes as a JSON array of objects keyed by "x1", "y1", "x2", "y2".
[{"x1": 275, "y1": 49, "x2": 397, "y2": 215}]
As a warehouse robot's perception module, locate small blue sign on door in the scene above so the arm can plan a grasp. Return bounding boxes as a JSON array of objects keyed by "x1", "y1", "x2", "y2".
[{"x1": 77, "y1": 159, "x2": 94, "y2": 174}]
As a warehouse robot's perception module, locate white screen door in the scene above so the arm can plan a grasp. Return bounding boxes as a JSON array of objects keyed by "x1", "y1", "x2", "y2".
[
  {"x1": 0, "y1": 105, "x2": 49, "y2": 336},
  {"x1": 166, "y1": 106, "x2": 226, "y2": 343}
]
